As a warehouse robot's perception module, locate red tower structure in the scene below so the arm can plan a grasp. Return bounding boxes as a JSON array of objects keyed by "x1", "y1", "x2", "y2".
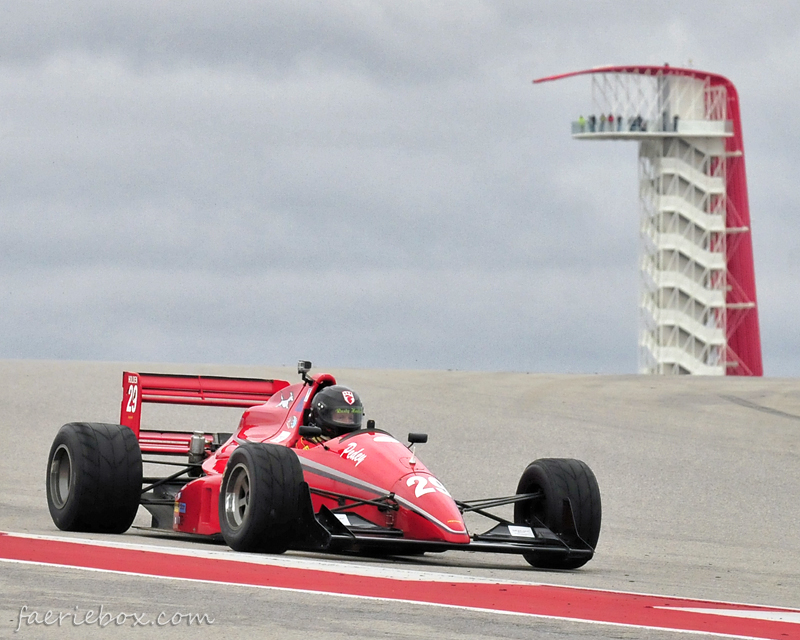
[{"x1": 537, "y1": 66, "x2": 762, "y2": 375}]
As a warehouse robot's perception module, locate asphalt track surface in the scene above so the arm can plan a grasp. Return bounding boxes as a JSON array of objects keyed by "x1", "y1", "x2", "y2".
[{"x1": 1, "y1": 359, "x2": 799, "y2": 639}]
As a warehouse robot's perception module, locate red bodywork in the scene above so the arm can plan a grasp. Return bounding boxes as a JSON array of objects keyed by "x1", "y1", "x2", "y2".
[{"x1": 121, "y1": 371, "x2": 469, "y2": 545}]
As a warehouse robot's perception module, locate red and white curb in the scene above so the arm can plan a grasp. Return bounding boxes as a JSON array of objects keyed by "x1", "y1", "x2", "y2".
[{"x1": 1, "y1": 531, "x2": 798, "y2": 639}]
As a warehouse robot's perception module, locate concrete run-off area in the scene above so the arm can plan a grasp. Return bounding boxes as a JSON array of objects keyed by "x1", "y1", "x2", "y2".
[{"x1": 0, "y1": 359, "x2": 798, "y2": 639}]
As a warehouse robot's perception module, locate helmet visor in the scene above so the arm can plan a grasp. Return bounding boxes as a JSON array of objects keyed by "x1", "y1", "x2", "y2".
[{"x1": 330, "y1": 406, "x2": 363, "y2": 426}]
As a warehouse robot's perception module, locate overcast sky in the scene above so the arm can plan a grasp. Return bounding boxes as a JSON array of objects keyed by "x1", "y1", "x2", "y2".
[{"x1": 1, "y1": 2, "x2": 798, "y2": 376}]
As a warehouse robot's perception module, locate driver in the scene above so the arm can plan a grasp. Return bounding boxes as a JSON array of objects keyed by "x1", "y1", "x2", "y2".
[{"x1": 295, "y1": 385, "x2": 364, "y2": 449}]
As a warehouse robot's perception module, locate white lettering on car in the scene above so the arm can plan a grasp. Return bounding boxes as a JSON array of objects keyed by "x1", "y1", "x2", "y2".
[
  {"x1": 406, "y1": 475, "x2": 451, "y2": 498},
  {"x1": 125, "y1": 384, "x2": 138, "y2": 413},
  {"x1": 340, "y1": 442, "x2": 367, "y2": 466}
]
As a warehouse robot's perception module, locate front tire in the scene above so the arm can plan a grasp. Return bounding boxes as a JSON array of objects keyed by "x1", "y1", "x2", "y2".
[
  {"x1": 514, "y1": 458, "x2": 601, "y2": 569},
  {"x1": 46, "y1": 422, "x2": 142, "y2": 533},
  {"x1": 219, "y1": 443, "x2": 305, "y2": 553}
]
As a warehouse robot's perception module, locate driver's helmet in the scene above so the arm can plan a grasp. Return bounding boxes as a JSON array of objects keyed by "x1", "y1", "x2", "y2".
[{"x1": 312, "y1": 385, "x2": 364, "y2": 438}]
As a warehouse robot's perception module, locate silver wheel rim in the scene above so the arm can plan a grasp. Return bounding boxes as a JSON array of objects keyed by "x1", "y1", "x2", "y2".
[
  {"x1": 49, "y1": 444, "x2": 72, "y2": 509},
  {"x1": 224, "y1": 463, "x2": 251, "y2": 530}
]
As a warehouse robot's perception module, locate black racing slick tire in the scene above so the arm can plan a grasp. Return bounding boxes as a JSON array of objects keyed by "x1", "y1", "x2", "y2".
[
  {"x1": 219, "y1": 443, "x2": 305, "y2": 553},
  {"x1": 514, "y1": 458, "x2": 601, "y2": 570},
  {"x1": 46, "y1": 422, "x2": 143, "y2": 533}
]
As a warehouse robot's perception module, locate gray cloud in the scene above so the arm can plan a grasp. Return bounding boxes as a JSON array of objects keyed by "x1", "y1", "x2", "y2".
[{"x1": 2, "y1": 1, "x2": 799, "y2": 375}]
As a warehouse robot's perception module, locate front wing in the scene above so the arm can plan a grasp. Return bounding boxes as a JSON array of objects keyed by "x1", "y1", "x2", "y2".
[{"x1": 296, "y1": 500, "x2": 595, "y2": 564}]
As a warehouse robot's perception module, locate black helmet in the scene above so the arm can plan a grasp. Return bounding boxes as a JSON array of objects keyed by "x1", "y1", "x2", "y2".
[{"x1": 312, "y1": 385, "x2": 363, "y2": 438}]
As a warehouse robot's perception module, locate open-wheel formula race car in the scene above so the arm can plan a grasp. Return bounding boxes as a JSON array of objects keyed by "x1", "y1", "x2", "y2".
[{"x1": 46, "y1": 362, "x2": 601, "y2": 570}]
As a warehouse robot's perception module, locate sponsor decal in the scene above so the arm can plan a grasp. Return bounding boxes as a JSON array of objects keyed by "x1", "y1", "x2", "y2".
[
  {"x1": 508, "y1": 525, "x2": 535, "y2": 538},
  {"x1": 288, "y1": 416, "x2": 297, "y2": 429},
  {"x1": 272, "y1": 431, "x2": 291, "y2": 443},
  {"x1": 173, "y1": 497, "x2": 183, "y2": 528},
  {"x1": 373, "y1": 435, "x2": 397, "y2": 443},
  {"x1": 277, "y1": 392, "x2": 294, "y2": 409},
  {"x1": 342, "y1": 391, "x2": 355, "y2": 405},
  {"x1": 340, "y1": 441, "x2": 367, "y2": 466}
]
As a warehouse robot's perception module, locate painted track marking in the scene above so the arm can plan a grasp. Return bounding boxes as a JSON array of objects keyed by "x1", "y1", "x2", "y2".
[
  {"x1": 655, "y1": 607, "x2": 800, "y2": 624},
  {"x1": 1, "y1": 531, "x2": 798, "y2": 639}
]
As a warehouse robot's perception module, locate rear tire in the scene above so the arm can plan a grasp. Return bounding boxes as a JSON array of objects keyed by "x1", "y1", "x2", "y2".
[
  {"x1": 219, "y1": 443, "x2": 305, "y2": 553},
  {"x1": 46, "y1": 422, "x2": 142, "y2": 533},
  {"x1": 514, "y1": 458, "x2": 601, "y2": 569}
]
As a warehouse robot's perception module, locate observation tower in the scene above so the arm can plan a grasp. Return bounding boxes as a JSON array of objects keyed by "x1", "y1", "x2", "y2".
[{"x1": 536, "y1": 65, "x2": 762, "y2": 375}]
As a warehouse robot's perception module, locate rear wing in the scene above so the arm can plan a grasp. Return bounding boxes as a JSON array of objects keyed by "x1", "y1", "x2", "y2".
[{"x1": 120, "y1": 371, "x2": 290, "y2": 454}]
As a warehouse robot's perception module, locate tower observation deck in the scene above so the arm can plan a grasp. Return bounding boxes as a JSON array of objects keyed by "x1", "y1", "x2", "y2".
[{"x1": 536, "y1": 66, "x2": 762, "y2": 375}]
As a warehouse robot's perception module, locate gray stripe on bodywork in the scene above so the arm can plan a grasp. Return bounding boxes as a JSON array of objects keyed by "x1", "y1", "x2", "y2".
[
  {"x1": 393, "y1": 495, "x2": 466, "y2": 535},
  {"x1": 298, "y1": 457, "x2": 389, "y2": 497},
  {"x1": 297, "y1": 457, "x2": 466, "y2": 536}
]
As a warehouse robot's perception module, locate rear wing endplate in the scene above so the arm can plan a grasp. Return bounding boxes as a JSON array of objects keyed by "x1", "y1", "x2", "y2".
[{"x1": 120, "y1": 371, "x2": 290, "y2": 442}]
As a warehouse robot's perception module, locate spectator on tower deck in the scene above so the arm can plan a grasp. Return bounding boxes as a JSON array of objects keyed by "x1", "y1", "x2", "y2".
[
  {"x1": 608, "y1": 114, "x2": 614, "y2": 130},
  {"x1": 600, "y1": 114, "x2": 606, "y2": 131},
  {"x1": 578, "y1": 115, "x2": 586, "y2": 132},
  {"x1": 617, "y1": 115, "x2": 623, "y2": 131},
  {"x1": 588, "y1": 114, "x2": 596, "y2": 131}
]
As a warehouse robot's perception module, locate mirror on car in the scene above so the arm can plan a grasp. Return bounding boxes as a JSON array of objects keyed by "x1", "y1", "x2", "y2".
[
  {"x1": 299, "y1": 425, "x2": 322, "y2": 438},
  {"x1": 408, "y1": 432, "x2": 428, "y2": 444}
]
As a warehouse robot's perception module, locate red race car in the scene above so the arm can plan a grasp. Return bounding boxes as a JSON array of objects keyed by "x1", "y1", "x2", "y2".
[{"x1": 46, "y1": 361, "x2": 601, "y2": 569}]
